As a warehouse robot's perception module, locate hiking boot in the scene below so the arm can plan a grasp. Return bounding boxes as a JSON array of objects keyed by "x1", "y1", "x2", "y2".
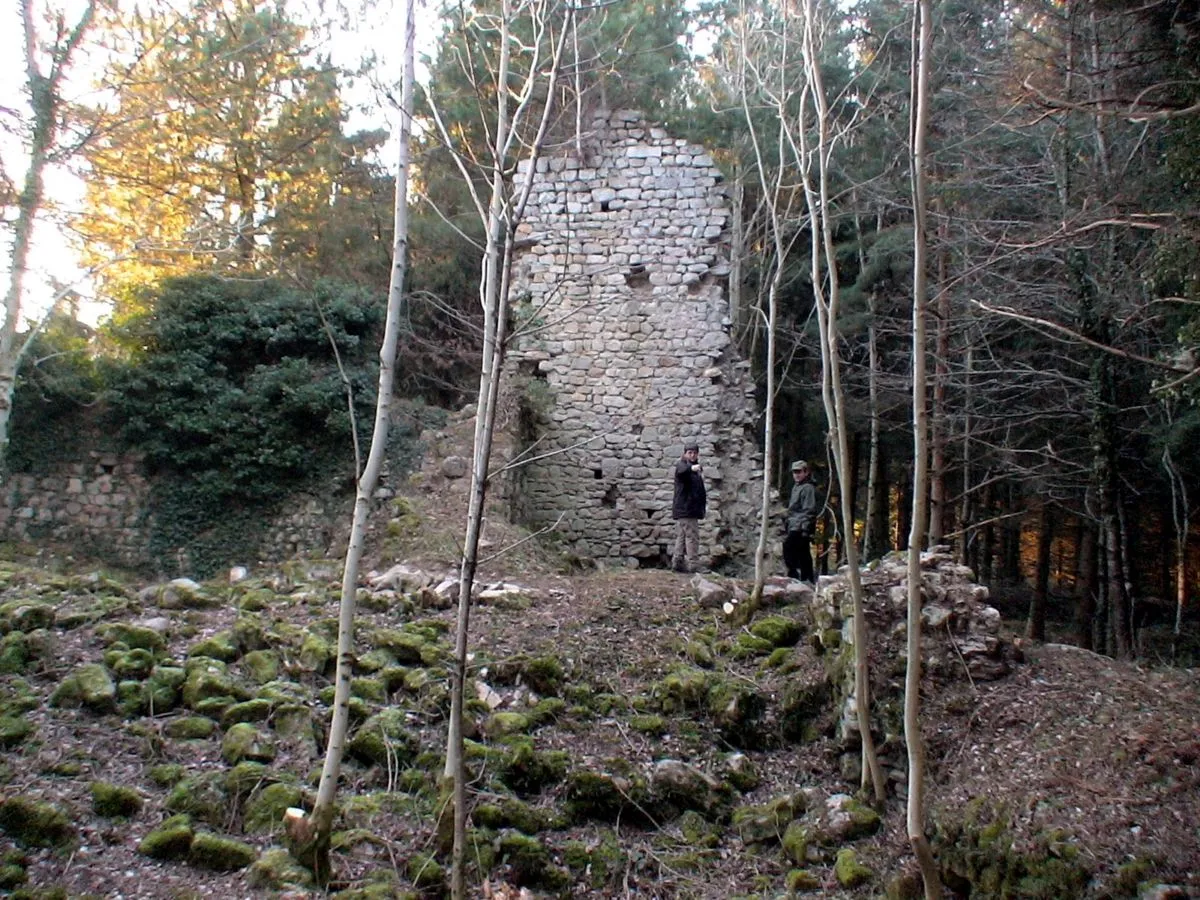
[{"x1": 672, "y1": 561, "x2": 688, "y2": 573}]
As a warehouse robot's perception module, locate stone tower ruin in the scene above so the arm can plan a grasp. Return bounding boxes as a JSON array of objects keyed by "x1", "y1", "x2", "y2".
[{"x1": 504, "y1": 110, "x2": 762, "y2": 568}]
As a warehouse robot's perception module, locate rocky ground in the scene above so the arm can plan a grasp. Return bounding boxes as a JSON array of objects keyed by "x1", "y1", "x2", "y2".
[{"x1": 0, "y1": 413, "x2": 1196, "y2": 899}]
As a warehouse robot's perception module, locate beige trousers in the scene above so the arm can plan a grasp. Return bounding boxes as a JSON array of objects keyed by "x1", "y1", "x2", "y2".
[{"x1": 672, "y1": 518, "x2": 700, "y2": 570}]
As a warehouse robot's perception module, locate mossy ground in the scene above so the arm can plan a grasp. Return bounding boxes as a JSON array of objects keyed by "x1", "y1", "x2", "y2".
[{"x1": 0, "y1": 527, "x2": 1196, "y2": 899}]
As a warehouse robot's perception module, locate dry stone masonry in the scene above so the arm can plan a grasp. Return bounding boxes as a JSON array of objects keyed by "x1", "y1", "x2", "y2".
[
  {"x1": 0, "y1": 453, "x2": 150, "y2": 566},
  {"x1": 505, "y1": 110, "x2": 762, "y2": 568}
]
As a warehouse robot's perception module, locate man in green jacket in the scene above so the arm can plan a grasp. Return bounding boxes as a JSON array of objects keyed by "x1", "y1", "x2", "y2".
[{"x1": 783, "y1": 459, "x2": 816, "y2": 583}]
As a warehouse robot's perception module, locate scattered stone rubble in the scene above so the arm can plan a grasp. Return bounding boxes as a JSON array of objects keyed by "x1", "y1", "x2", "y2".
[{"x1": 810, "y1": 546, "x2": 1015, "y2": 743}]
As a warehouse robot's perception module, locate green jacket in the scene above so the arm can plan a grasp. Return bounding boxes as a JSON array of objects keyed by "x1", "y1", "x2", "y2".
[{"x1": 786, "y1": 478, "x2": 816, "y2": 534}]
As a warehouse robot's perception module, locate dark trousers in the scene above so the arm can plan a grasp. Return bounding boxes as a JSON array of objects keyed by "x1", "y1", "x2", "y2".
[{"x1": 783, "y1": 531, "x2": 814, "y2": 583}]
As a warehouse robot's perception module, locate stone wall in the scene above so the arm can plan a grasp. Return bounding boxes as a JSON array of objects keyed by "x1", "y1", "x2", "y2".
[
  {"x1": 0, "y1": 452, "x2": 152, "y2": 567},
  {"x1": 505, "y1": 110, "x2": 762, "y2": 568},
  {"x1": 0, "y1": 453, "x2": 351, "y2": 574}
]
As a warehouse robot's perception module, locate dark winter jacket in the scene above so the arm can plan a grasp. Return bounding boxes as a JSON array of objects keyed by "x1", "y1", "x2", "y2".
[
  {"x1": 672, "y1": 458, "x2": 707, "y2": 519},
  {"x1": 786, "y1": 477, "x2": 817, "y2": 534}
]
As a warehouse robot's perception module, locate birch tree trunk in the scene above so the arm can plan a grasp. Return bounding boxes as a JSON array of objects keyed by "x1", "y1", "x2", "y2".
[
  {"x1": 905, "y1": 0, "x2": 942, "y2": 891},
  {"x1": 425, "y1": 6, "x2": 570, "y2": 893},
  {"x1": 284, "y1": 0, "x2": 416, "y2": 879},
  {"x1": 734, "y1": 0, "x2": 799, "y2": 603},
  {"x1": 1162, "y1": 444, "x2": 1189, "y2": 663},
  {"x1": 928, "y1": 206, "x2": 949, "y2": 547},
  {"x1": 797, "y1": 0, "x2": 885, "y2": 803}
]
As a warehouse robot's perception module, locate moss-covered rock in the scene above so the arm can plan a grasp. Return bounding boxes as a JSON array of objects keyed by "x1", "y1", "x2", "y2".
[
  {"x1": 782, "y1": 821, "x2": 811, "y2": 865},
  {"x1": 144, "y1": 665, "x2": 186, "y2": 714},
  {"x1": 406, "y1": 850, "x2": 444, "y2": 889},
  {"x1": 787, "y1": 868, "x2": 823, "y2": 893},
  {"x1": 347, "y1": 708, "x2": 418, "y2": 767},
  {"x1": 0, "y1": 715, "x2": 34, "y2": 748},
  {"x1": 164, "y1": 773, "x2": 229, "y2": 826},
  {"x1": 484, "y1": 710, "x2": 534, "y2": 737},
  {"x1": 148, "y1": 764, "x2": 186, "y2": 787},
  {"x1": 653, "y1": 666, "x2": 711, "y2": 712},
  {"x1": 677, "y1": 809, "x2": 721, "y2": 848},
  {"x1": 0, "y1": 633, "x2": 30, "y2": 675},
  {"x1": 246, "y1": 847, "x2": 316, "y2": 890},
  {"x1": 779, "y1": 677, "x2": 832, "y2": 743},
  {"x1": 722, "y1": 752, "x2": 761, "y2": 793},
  {"x1": 487, "y1": 738, "x2": 569, "y2": 795},
  {"x1": 706, "y1": 678, "x2": 767, "y2": 748},
  {"x1": 297, "y1": 632, "x2": 334, "y2": 673},
  {"x1": 0, "y1": 677, "x2": 38, "y2": 717},
  {"x1": 0, "y1": 856, "x2": 26, "y2": 890},
  {"x1": 223, "y1": 761, "x2": 270, "y2": 799},
  {"x1": 230, "y1": 614, "x2": 269, "y2": 653},
  {"x1": 368, "y1": 628, "x2": 427, "y2": 665},
  {"x1": 629, "y1": 714, "x2": 666, "y2": 736},
  {"x1": 0, "y1": 600, "x2": 54, "y2": 633},
  {"x1": 834, "y1": 848, "x2": 872, "y2": 887},
  {"x1": 648, "y1": 759, "x2": 732, "y2": 819},
  {"x1": 562, "y1": 829, "x2": 625, "y2": 890},
  {"x1": 181, "y1": 657, "x2": 251, "y2": 710},
  {"x1": 0, "y1": 797, "x2": 75, "y2": 847},
  {"x1": 137, "y1": 814, "x2": 195, "y2": 860},
  {"x1": 50, "y1": 663, "x2": 115, "y2": 712},
  {"x1": 474, "y1": 796, "x2": 555, "y2": 834},
  {"x1": 732, "y1": 793, "x2": 808, "y2": 844},
  {"x1": 749, "y1": 615, "x2": 803, "y2": 647},
  {"x1": 350, "y1": 676, "x2": 387, "y2": 703},
  {"x1": 222, "y1": 722, "x2": 277, "y2": 764},
  {"x1": 816, "y1": 794, "x2": 882, "y2": 844},
  {"x1": 730, "y1": 631, "x2": 776, "y2": 659},
  {"x1": 188, "y1": 831, "x2": 258, "y2": 871},
  {"x1": 96, "y1": 622, "x2": 167, "y2": 654},
  {"x1": 932, "y1": 798, "x2": 1090, "y2": 898},
  {"x1": 272, "y1": 704, "x2": 320, "y2": 756},
  {"x1": 221, "y1": 698, "x2": 273, "y2": 726},
  {"x1": 494, "y1": 653, "x2": 567, "y2": 696},
  {"x1": 165, "y1": 716, "x2": 217, "y2": 740},
  {"x1": 91, "y1": 782, "x2": 143, "y2": 818},
  {"x1": 109, "y1": 647, "x2": 156, "y2": 680},
  {"x1": 244, "y1": 782, "x2": 305, "y2": 834},
  {"x1": 564, "y1": 766, "x2": 650, "y2": 824},
  {"x1": 496, "y1": 830, "x2": 569, "y2": 890},
  {"x1": 188, "y1": 631, "x2": 241, "y2": 663},
  {"x1": 240, "y1": 649, "x2": 281, "y2": 684}
]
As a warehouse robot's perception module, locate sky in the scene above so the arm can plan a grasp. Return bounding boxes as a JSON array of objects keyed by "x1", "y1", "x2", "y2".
[{"x1": 1, "y1": 0, "x2": 432, "y2": 330}]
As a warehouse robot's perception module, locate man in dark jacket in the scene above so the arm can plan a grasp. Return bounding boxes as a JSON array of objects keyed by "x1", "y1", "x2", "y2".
[
  {"x1": 671, "y1": 440, "x2": 707, "y2": 573},
  {"x1": 783, "y1": 459, "x2": 816, "y2": 583}
]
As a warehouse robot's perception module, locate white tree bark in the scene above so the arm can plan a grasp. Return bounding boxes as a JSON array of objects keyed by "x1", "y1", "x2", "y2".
[
  {"x1": 905, "y1": 0, "x2": 942, "y2": 892},
  {"x1": 284, "y1": 0, "x2": 416, "y2": 879},
  {"x1": 796, "y1": 0, "x2": 885, "y2": 804},
  {"x1": 425, "y1": 5, "x2": 571, "y2": 894}
]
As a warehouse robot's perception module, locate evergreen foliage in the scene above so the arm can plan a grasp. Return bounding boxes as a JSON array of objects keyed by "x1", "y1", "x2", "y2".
[
  {"x1": 7, "y1": 316, "x2": 104, "y2": 474},
  {"x1": 101, "y1": 275, "x2": 382, "y2": 574}
]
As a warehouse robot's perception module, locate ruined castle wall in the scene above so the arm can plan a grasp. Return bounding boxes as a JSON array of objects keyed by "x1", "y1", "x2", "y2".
[{"x1": 505, "y1": 110, "x2": 762, "y2": 568}]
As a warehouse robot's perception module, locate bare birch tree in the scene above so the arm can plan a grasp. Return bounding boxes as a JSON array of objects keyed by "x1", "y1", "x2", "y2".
[
  {"x1": 794, "y1": 0, "x2": 886, "y2": 804},
  {"x1": 420, "y1": 2, "x2": 571, "y2": 894},
  {"x1": 731, "y1": 0, "x2": 803, "y2": 601},
  {"x1": 282, "y1": 0, "x2": 416, "y2": 880},
  {"x1": 904, "y1": 0, "x2": 942, "y2": 891}
]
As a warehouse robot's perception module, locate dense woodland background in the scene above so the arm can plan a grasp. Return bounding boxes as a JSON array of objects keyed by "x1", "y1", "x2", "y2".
[{"x1": 3, "y1": 0, "x2": 1198, "y2": 660}]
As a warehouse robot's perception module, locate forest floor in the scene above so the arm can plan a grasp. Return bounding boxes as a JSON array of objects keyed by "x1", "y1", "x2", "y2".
[{"x1": 0, "y1": 412, "x2": 1197, "y2": 898}]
